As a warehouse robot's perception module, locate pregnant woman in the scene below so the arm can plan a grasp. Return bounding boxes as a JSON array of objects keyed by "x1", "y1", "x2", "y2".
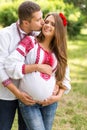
[
  {"x1": 19, "y1": 34, "x2": 57, "y2": 101},
  {"x1": 5, "y1": 12, "x2": 71, "y2": 130}
]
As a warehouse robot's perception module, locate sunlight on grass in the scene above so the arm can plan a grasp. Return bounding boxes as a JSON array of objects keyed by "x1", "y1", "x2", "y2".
[
  {"x1": 81, "y1": 28, "x2": 87, "y2": 35},
  {"x1": 68, "y1": 44, "x2": 79, "y2": 51},
  {"x1": 0, "y1": 25, "x2": 2, "y2": 29}
]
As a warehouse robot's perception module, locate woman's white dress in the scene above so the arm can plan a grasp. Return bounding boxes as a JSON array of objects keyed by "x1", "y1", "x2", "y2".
[{"x1": 19, "y1": 36, "x2": 57, "y2": 100}]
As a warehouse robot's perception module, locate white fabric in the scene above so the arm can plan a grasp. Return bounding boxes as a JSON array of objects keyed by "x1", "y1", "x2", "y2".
[
  {"x1": 20, "y1": 37, "x2": 57, "y2": 100},
  {"x1": 20, "y1": 72, "x2": 56, "y2": 101},
  {"x1": 63, "y1": 66, "x2": 71, "y2": 94},
  {"x1": 5, "y1": 36, "x2": 71, "y2": 100},
  {"x1": 0, "y1": 22, "x2": 26, "y2": 100}
]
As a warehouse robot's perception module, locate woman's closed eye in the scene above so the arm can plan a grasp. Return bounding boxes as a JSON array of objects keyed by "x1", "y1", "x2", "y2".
[{"x1": 45, "y1": 20, "x2": 55, "y2": 27}]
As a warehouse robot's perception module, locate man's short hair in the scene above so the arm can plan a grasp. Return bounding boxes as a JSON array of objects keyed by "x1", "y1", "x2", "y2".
[{"x1": 18, "y1": 1, "x2": 41, "y2": 21}]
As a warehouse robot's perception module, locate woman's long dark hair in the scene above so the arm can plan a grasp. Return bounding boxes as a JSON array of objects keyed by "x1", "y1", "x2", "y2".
[{"x1": 37, "y1": 13, "x2": 67, "y2": 87}]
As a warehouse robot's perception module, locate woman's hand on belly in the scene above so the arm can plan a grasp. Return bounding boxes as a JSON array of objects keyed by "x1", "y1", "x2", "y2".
[
  {"x1": 37, "y1": 95, "x2": 58, "y2": 106},
  {"x1": 37, "y1": 64, "x2": 52, "y2": 75},
  {"x1": 39, "y1": 88, "x2": 65, "y2": 106}
]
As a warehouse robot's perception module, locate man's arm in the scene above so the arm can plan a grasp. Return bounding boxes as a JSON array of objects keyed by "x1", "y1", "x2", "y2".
[
  {"x1": 6, "y1": 82, "x2": 36, "y2": 105},
  {"x1": 0, "y1": 33, "x2": 37, "y2": 104}
]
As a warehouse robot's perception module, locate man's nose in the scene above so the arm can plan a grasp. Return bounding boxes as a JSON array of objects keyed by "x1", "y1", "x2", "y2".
[{"x1": 41, "y1": 19, "x2": 45, "y2": 25}]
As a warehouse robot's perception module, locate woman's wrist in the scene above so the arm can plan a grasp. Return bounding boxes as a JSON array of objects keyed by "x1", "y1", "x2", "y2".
[{"x1": 24, "y1": 64, "x2": 38, "y2": 74}]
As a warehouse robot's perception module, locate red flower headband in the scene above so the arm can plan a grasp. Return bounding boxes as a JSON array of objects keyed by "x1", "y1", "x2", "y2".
[{"x1": 59, "y1": 13, "x2": 67, "y2": 26}]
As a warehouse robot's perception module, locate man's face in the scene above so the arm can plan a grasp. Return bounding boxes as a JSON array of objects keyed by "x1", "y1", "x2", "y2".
[{"x1": 28, "y1": 11, "x2": 44, "y2": 32}]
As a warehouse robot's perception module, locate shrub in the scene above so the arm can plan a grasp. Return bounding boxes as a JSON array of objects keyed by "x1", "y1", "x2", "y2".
[
  {"x1": 36, "y1": 0, "x2": 65, "y2": 17},
  {"x1": 0, "y1": 2, "x2": 18, "y2": 27},
  {"x1": 64, "y1": 4, "x2": 85, "y2": 38},
  {"x1": 0, "y1": 0, "x2": 85, "y2": 38},
  {"x1": 36, "y1": 0, "x2": 85, "y2": 37}
]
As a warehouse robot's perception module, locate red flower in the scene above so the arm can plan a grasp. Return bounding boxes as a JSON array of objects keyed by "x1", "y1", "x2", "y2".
[{"x1": 59, "y1": 13, "x2": 67, "y2": 26}]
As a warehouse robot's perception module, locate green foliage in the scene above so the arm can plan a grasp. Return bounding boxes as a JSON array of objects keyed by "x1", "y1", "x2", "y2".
[
  {"x1": 0, "y1": 2, "x2": 18, "y2": 27},
  {"x1": 64, "y1": 4, "x2": 85, "y2": 38},
  {"x1": 0, "y1": 0, "x2": 86, "y2": 37},
  {"x1": 64, "y1": 0, "x2": 87, "y2": 19},
  {"x1": 0, "y1": 0, "x2": 24, "y2": 27},
  {"x1": 37, "y1": 0, "x2": 65, "y2": 17},
  {"x1": 35, "y1": 0, "x2": 85, "y2": 37}
]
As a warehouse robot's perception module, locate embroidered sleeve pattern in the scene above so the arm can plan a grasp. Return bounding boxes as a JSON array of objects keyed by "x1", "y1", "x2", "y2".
[
  {"x1": 16, "y1": 36, "x2": 34, "y2": 56},
  {"x1": 2, "y1": 78, "x2": 12, "y2": 87},
  {"x1": 4, "y1": 36, "x2": 35, "y2": 79}
]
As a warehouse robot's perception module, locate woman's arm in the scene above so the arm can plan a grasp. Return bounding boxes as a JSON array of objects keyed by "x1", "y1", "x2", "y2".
[
  {"x1": 24, "y1": 64, "x2": 52, "y2": 75},
  {"x1": 62, "y1": 66, "x2": 71, "y2": 94}
]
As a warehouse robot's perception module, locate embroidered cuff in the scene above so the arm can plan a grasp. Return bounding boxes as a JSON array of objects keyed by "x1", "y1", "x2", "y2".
[
  {"x1": 22, "y1": 64, "x2": 26, "y2": 74},
  {"x1": 2, "y1": 78, "x2": 12, "y2": 87}
]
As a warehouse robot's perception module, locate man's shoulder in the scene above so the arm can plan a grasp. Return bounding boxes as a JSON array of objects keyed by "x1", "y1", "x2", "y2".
[{"x1": 0, "y1": 22, "x2": 17, "y2": 36}]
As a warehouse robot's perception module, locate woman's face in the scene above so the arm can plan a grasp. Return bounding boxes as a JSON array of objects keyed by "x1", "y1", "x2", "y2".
[{"x1": 42, "y1": 15, "x2": 55, "y2": 38}]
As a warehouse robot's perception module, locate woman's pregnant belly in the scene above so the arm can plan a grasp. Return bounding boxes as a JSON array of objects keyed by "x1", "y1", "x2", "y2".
[{"x1": 19, "y1": 72, "x2": 56, "y2": 101}]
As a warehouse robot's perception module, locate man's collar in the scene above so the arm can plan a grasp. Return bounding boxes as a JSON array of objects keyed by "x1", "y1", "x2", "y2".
[{"x1": 17, "y1": 20, "x2": 27, "y2": 35}]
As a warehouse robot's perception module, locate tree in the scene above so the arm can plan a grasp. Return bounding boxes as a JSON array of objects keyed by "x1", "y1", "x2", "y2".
[{"x1": 64, "y1": 0, "x2": 87, "y2": 17}]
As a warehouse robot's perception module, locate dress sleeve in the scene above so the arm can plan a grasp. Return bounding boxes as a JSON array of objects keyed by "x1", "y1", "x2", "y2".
[
  {"x1": 62, "y1": 66, "x2": 71, "y2": 94},
  {"x1": 4, "y1": 36, "x2": 34, "y2": 79}
]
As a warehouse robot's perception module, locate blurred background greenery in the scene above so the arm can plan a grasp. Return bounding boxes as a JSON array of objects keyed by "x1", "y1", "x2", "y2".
[{"x1": 0, "y1": 0, "x2": 87, "y2": 38}]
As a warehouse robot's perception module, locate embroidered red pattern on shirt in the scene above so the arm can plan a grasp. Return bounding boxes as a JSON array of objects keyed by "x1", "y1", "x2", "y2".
[
  {"x1": 41, "y1": 52, "x2": 54, "y2": 80},
  {"x1": 2, "y1": 78, "x2": 12, "y2": 87},
  {"x1": 17, "y1": 36, "x2": 34, "y2": 56},
  {"x1": 35, "y1": 45, "x2": 55, "y2": 80}
]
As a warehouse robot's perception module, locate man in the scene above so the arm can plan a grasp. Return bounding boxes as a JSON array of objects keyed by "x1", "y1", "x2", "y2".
[{"x1": 0, "y1": 1, "x2": 47, "y2": 130}]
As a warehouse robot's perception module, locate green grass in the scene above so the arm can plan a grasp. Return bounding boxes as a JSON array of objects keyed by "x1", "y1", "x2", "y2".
[{"x1": 12, "y1": 29, "x2": 87, "y2": 130}]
